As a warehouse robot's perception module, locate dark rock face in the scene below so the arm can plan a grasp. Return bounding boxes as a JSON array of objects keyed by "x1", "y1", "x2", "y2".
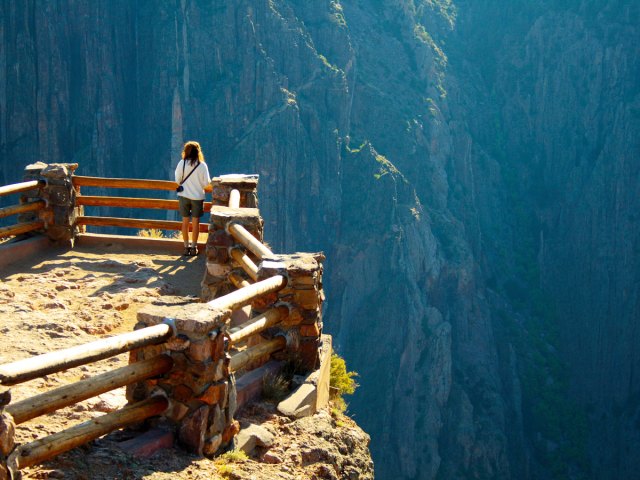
[{"x1": 1, "y1": 1, "x2": 638, "y2": 479}]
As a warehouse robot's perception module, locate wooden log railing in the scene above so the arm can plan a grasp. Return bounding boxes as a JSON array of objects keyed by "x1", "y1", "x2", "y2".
[
  {"x1": 0, "y1": 180, "x2": 43, "y2": 197},
  {"x1": 229, "y1": 271, "x2": 251, "y2": 289},
  {"x1": 6, "y1": 355, "x2": 173, "y2": 424},
  {"x1": 11, "y1": 396, "x2": 169, "y2": 470},
  {"x1": 229, "y1": 336, "x2": 286, "y2": 372},
  {"x1": 229, "y1": 223, "x2": 273, "y2": 259},
  {"x1": 76, "y1": 195, "x2": 212, "y2": 213},
  {"x1": 0, "y1": 181, "x2": 46, "y2": 239},
  {"x1": 76, "y1": 216, "x2": 209, "y2": 233},
  {"x1": 0, "y1": 221, "x2": 45, "y2": 239},
  {"x1": 0, "y1": 200, "x2": 45, "y2": 219},
  {"x1": 208, "y1": 275, "x2": 286, "y2": 312},
  {"x1": 72, "y1": 176, "x2": 178, "y2": 191},
  {"x1": 228, "y1": 307, "x2": 287, "y2": 345},
  {"x1": 0, "y1": 323, "x2": 172, "y2": 386},
  {"x1": 228, "y1": 189, "x2": 241, "y2": 208},
  {"x1": 72, "y1": 174, "x2": 212, "y2": 235},
  {"x1": 230, "y1": 248, "x2": 260, "y2": 281},
  {"x1": 0, "y1": 323, "x2": 175, "y2": 475}
]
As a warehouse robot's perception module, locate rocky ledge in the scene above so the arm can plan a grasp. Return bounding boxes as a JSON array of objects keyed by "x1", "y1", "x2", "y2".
[
  {"x1": 18, "y1": 402, "x2": 374, "y2": 480},
  {"x1": 229, "y1": 402, "x2": 374, "y2": 480}
]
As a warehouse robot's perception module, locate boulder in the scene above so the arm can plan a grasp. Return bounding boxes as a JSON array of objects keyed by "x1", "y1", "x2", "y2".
[{"x1": 233, "y1": 424, "x2": 275, "y2": 454}]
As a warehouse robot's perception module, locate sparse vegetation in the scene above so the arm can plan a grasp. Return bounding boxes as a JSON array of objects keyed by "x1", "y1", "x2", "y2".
[
  {"x1": 216, "y1": 463, "x2": 234, "y2": 478},
  {"x1": 330, "y1": 1, "x2": 347, "y2": 27},
  {"x1": 345, "y1": 140, "x2": 368, "y2": 154},
  {"x1": 137, "y1": 228, "x2": 203, "y2": 241},
  {"x1": 373, "y1": 153, "x2": 402, "y2": 181},
  {"x1": 329, "y1": 352, "x2": 358, "y2": 413},
  {"x1": 138, "y1": 228, "x2": 171, "y2": 238},
  {"x1": 216, "y1": 449, "x2": 249, "y2": 464},
  {"x1": 262, "y1": 371, "x2": 290, "y2": 402},
  {"x1": 330, "y1": 405, "x2": 347, "y2": 427},
  {"x1": 317, "y1": 53, "x2": 340, "y2": 73}
]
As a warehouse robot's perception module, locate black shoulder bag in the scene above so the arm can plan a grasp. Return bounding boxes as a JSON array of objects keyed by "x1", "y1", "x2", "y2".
[{"x1": 176, "y1": 161, "x2": 200, "y2": 192}]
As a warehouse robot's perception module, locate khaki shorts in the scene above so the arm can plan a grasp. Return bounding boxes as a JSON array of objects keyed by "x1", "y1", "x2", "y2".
[{"x1": 178, "y1": 197, "x2": 204, "y2": 218}]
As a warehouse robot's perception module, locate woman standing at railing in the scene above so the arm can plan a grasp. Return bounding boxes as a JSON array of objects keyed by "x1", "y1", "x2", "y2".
[{"x1": 175, "y1": 141, "x2": 211, "y2": 256}]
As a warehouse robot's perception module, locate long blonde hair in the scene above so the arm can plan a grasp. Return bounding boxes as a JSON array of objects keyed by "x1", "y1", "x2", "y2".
[{"x1": 182, "y1": 141, "x2": 205, "y2": 166}]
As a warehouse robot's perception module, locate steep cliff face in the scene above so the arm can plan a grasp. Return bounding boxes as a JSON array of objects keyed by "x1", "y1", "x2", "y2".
[
  {"x1": 1, "y1": 1, "x2": 638, "y2": 479},
  {"x1": 445, "y1": 3, "x2": 640, "y2": 478}
]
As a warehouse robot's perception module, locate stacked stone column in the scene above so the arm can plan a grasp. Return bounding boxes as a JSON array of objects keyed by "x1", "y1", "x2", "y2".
[
  {"x1": 22, "y1": 162, "x2": 81, "y2": 244},
  {"x1": 257, "y1": 253, "x2": 325, "y2": 371},
  {"x1": 201, "y1": 176, "x2": 261, "y2": 302},
  {"x1": 201, "y1": 206, "x2": 264, "y2": 303},
  {"x1": 128, "y1": 303, "x2": 238, "y2": 456},
  {"x1": 210, "y1": 175, "x2": 259, "y2": 208},
  {"x1": 0, "y1": 391, "x2": 15, "y2": 480}
]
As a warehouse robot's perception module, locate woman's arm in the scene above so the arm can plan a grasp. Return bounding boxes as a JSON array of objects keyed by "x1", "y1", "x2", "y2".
[
  {"x1": 201, "y1": 163, "x2": 212, "y2": 191},
  {"x1": 174, "y1": 160, "x2": 184, "y2": 184}
]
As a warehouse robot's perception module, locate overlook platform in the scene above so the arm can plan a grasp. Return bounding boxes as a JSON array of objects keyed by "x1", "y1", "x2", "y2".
[
  {"x1": 0, "y1": 234, "x2": 341, "y2": 480},
  {"x1": 0, "y1": 166, "x2": 341, "y2": 480}
]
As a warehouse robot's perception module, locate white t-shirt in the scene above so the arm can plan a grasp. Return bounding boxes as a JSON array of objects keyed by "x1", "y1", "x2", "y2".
[{"x1": 175, "y1": 160, "x2": 211, "y2": 201}]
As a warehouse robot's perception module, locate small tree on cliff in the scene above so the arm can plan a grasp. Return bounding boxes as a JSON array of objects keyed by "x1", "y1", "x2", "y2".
[{"x1": 330, "y1": 352, "x2": 358, "y2": 412}]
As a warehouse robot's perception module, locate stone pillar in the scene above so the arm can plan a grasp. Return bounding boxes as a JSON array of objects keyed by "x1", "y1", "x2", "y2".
[
  {"x1": 201, "y1": 206, "x2": 265, "y2": 302},
  {"x1": 257, "y1": 253, "x2": 325, "y2": 372},
  {"x1": 210, "y1": 175, "x2": 258, "y2": 208},
  {"x1": 23, "y1": 162, "x2": 81, "y2": 245},
  {"x1": 0, "y1": 390, "x2": 14, "y2": 480},
  {"x1": 128, "y1": 303, "x2": 238, "y2": 456}
]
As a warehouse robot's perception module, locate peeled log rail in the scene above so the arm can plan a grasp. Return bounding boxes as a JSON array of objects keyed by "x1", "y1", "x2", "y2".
[
  {"x1": 229, "y1": 307, "x2": 287, "y2": 345},
  {"x1": 208, "y1": 275, "x2": 286, "y2": 312},
  {"x1": 228, "y1": 189, "x2": 241, "y2": 208},
  {"x1": 77, "y1": 196, "x2": 179, "y2": 210},
  {"x1": 77, "y1": 216, "x2": 209, "y2": 232},
  {"x1": 0, "y1": 221, "x2": 44, "y2": 239},
  {"x1": 229, "y1": 336, "x2": 286, "y2": 372},
  {"x1": 228, "y1": 223, "x2": 273, "y2": 259},
  {"x1": 77, "y1": 195, "x2": 213, "y2": 213},
  {"x1": 7, "y1": 355, "x2": 173, "y2": 424},
  {"x1": 0, "y1": 200, "x2": 45, "y2": 219},
  {"x1": 13, "y1": 396, "x2": 168, "y2": 470},
  {"x1": 72, "y1": 176, "x2": 178, "y2": 191},
  {"x1": 230, "y1": 248, "x2": 259, "y2": 281},
  {"x1": 228, "y1": 272, "x2": 251, "y2": 289},
  {"x1": 0, "y1": 324, "x2": 173, "y2": 386},
  {"x1": 0, "y1": 180, "x2": 43, "y2": 197}
]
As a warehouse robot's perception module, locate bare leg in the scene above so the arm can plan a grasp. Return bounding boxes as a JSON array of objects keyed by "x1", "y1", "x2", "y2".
[
  {"x1": 181, "y1": 217, "x2": 190, "y2": 245},
  {"x1": 191, "y1": 217, "x2": 200, "y2": 247}
]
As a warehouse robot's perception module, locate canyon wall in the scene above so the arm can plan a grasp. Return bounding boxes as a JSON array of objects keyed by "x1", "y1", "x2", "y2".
[{"x1": 1, "y1": 1, "x2": 638, "y2": 479}]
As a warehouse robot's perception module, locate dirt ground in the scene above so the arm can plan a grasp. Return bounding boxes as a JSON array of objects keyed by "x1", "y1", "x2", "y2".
[{"x1": 0, "y1": 239, "x2": 372, "y2": 480}]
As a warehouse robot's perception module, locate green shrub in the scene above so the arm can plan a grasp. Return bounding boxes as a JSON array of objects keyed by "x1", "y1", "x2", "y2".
[
  {"x1": 330, "y1": 352, "x2": 358, "y2": 403},
  {"x1": 216, "y1": 449, "x2": 248, "y2": 464}
]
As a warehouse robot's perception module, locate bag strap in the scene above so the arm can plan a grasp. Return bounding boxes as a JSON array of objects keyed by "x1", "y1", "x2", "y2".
[{"x1": 179, "y1": 161, "x2": 200, "y2": 186}]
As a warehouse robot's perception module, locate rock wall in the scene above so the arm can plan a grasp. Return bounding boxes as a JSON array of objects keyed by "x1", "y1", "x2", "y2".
[{"x1": 1, "y1": 1, "x2": 638, "y2": 479}]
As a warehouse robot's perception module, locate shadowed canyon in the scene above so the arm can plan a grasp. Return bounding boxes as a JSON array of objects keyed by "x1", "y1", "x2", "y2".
[{"x1": 1, "y1": 1, "x2": 639, "y2": 479}]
